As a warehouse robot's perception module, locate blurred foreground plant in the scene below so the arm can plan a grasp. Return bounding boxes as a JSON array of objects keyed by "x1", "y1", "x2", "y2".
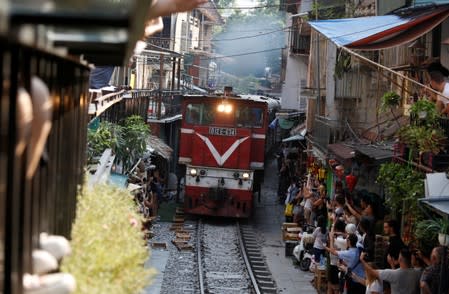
[{"x1": 61, "y1": 184, "x2": 154, "y2": 294}]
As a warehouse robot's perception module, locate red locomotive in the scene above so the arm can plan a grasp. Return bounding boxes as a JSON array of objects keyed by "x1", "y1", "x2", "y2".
[{"x1": 178, "y1": 88, "x2": 280, "y2": 217}]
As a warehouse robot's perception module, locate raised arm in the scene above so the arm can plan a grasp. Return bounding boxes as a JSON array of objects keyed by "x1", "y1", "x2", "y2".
[
  {"x1": 360, "y1": 252, "x2": 379, "y2": 279},
  {"x1": 345, "y1": 202, "x2": 362, "y2": 220}
]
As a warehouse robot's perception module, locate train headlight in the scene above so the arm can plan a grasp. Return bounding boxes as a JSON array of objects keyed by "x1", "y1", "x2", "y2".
[
  {"x1": 233, "y1": 172, "x2": 239, "y2": 180},
  {"x1": 224, "y1": 104, "x2": 233, "y2": 113},
  {"x1": 217, "y1": 104, "x2": 225, "y2": 112},
  {"x1": 190, "y1": 168, "x2": 197, "y2": 176},
  {"x1": 242, "y1": 172, "x2": 250, "y2": 180},
  {"x1": 200, "y1": 169, "x2": 207, "y2": 176}
]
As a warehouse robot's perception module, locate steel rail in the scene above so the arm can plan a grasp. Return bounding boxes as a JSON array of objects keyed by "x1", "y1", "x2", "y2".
[
  {"x1": 196, "y1": 219, "x2": 205, "y2": 294},
  {"x1": 236, "y1": 221, "x2": 262, "y2": 294}
]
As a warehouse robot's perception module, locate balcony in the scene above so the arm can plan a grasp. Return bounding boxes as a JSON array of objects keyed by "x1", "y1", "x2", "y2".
[
  {"x1": 310, "y1": 116, "x2": 345, "y2": 152},
  {"x1": 394, "y1": 117, "x2": 449, "y2": 172},
  {"x1": 147, "y1": 37, "x2": 171, "y2": 50},
  {"x1": 290, "y1": 34, "x2": 310, "y2": 55},
  {"x1": 132, "y1": 90, "x2": 183, "y2": 122}
]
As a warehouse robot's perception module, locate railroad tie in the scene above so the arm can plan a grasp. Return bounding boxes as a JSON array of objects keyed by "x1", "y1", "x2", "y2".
[
  {"x1": 253, "y1": 270, "x2": 271, "y2": 276},
  {"x1": 259, "y1": 286, "x2": 277, "y2": 293},
  {"x1": 151, "y1": 242, "x2": 168, "y2": 249}
]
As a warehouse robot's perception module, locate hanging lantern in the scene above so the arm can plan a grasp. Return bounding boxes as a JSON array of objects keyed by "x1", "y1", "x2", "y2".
[
  {"x1": 318, "y1": 168, "x2": 326, "y2": 180},
  {"x1": 335, "y1": 165, "x2": 344, "y2": 179},
  {"x1": 346, "y1": 174, "x2": 358, "y2": 192},
  {"x1": 307, "y1": 156, "x2": 315, "y2": 167}
]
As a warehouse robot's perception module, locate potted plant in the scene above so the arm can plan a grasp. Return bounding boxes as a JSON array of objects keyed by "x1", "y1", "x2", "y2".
[
  {"x1": 380, "y1": 91, "x2": 402, "y2": 127},
  {"x1": 397, "y1": 125, "x2": 445, "y2": 156},
  {"x1": 415, "y1": 218, "x2": 449, "y2": 246},
  {"x1": 381, "y1": 91, "x2": 401, "y2": 110},
  {"x1": 410, "y1": 99, "x2": 439, "y2": 126}
]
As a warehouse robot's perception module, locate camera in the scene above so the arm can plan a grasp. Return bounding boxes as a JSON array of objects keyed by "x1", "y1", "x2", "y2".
[{"x1": 344, "y1": 268, "x2": 352, "y2": 280}]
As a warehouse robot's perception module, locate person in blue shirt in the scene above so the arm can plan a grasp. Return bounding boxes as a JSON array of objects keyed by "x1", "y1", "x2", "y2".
[{"x1": 326, "y1": 233, "x2": 366, "y2": 294}]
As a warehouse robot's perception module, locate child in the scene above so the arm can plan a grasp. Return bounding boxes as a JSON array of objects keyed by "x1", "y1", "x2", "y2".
[{"x1": 312, "y1": 215, "x2": 328, "y2": 263}]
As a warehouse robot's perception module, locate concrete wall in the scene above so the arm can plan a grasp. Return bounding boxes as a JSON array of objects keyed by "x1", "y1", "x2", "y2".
[
  {"x1": 281, "y1": 54, "x2": 308, "y2": 110},
  {"x1": 325, "y1": 41, "x2": 337, "y2": 120}
]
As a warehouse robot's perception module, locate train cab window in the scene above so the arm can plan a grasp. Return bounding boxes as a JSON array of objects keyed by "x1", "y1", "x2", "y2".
[
  {"x1": 186, "y1": 103, "x2": 201, "y2": 124},
  {"x1": 186, "y1": 103, "x2": 214, "y2": 125},
  {"x1": 236, "y1": 107, "x2": 263, "y2": 128}
]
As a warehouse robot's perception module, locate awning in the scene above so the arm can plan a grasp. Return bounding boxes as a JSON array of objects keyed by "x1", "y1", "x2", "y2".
[
  {"x1": 282, "y1": 134, "x2": 305, "y2": 142},
  {"x1": 352, "y1": 145, "x2": 394, "y2": 161},
  {"x1": 308, "y1": 6, "x2": 449, "y2": 50},
  {"x1": 420, "y1": 198, "x2": 449, "y2": 216},
  {"x1": 328, "y1": 143, "x2": 355, "y2": 161},
  {"x1": 146, "y1": 135, "x2": 173, "y2": 160},
  {"x1": 419, "y1": 173, "x2": 449, "y2": 216}
]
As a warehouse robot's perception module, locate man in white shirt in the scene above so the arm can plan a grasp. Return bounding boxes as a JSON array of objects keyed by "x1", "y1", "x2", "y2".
[
  {"x1": 429, "y1": 70, "x2": 449, "y2": 115},
  {"x1": 360, "y1": 248, "x2": 421, "y2": 294}
]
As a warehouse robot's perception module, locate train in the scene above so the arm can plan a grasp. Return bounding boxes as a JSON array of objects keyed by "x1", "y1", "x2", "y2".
[{"x1": 178, "y1": 88, "x2": 280, "y2": 218}]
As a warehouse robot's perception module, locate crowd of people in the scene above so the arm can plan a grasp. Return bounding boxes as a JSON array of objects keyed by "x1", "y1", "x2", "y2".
[{"x1": 277, "y1": 147, "x2": 449, "y2": 294}]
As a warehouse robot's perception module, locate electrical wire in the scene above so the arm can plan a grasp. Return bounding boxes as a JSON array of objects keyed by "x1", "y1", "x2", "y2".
[
  {"x1": 199, "y1": 47, "x2": 285, "y2": 60},
  {"x1": 148, "y1": 26, "x2": 290, "y2": 43}
]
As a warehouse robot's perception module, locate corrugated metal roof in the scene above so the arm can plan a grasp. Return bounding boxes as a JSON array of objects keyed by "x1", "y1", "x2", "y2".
[
  {"x1": 308, "y1": 6, "x2": 449, "y2": 50},
  {"x1": 352, "y1": 145, "x2": 394, "y2": 161},
  {"x1": 147, "y1": 135, "x2": 173, "y2": 160},
  {"x1": 328, "y1": 143, "x2": 355, "y2": 160}
]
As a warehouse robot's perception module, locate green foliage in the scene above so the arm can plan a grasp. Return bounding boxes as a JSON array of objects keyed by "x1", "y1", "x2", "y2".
[
  {"x1": 310, "y1": 0, "x2": 346, "y2": 20},
  {"x1": 396, "y1": 98, "x2": 445, "y2": 155},
  {"x1": 87, "y1": 116, "x2": 151, "y2": 172},
  {"x1": 334, "y1": 50, "x2": 351, "y2": 79},
  {"x1": 377, "y1": 163, "x2": 424, "y2": 215},
  {"x1": 410, "y1": 99, "x2": 440, "y2": 127},
  {"x1": 61, "y1": 184, "x2": 154, "y2": 294},
  {"x1": 380, "y1": 91, "x2": 401, "y2": 112},
  {"x1": 87, "y1": 122, "x2": 124, "y2": 164},
  {"x1": 414, "y1": 218, "x2": 449, "y2": 251},
  {"x1": 397, "y1": 125, "x2": 445, "y2": 154},
  {"x1": 117, "y1": 115, "x2": 150, "y2": 171}
]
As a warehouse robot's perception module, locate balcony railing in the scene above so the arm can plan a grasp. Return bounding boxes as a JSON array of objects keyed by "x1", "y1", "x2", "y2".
[
  {"x1": 147, "y1": 38, "x2": 171, "y2": 50},
  {"x1": 311, "y1": 116, "x2": 345, "y2": 152},
  {"x1": 132, "y1": 90, "x2": 182, "y2": 121},
  {"x1": 1, "y1": 37, "x2": 90, "y2": 293},
  {"x1": 290, "y1": 34, "x2": 310, "y2": 55},
  {"x1": 396, "y1": 116, "x2": 449, "y2": 172}
]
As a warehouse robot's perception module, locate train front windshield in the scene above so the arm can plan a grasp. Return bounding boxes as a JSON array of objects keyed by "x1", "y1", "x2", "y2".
[{"x1": 185, "y1": 102, "x2": 264, "y2": 128}]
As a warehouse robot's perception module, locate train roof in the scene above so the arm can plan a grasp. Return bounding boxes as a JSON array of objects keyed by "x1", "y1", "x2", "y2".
[{"x1": 183, "y1": 94, "x2": 281, "y2": 109}]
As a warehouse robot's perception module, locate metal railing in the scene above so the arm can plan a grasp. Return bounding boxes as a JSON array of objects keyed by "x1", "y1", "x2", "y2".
[
  {"x1": 132, "y1": 90, "x2": 182, "y2": 121},
  {"x1": 310, "y1": 116, "x2": 345, "y2": 151},
  {"x1": 0, "y1": 37, "x2": 90, "y2": 293}
]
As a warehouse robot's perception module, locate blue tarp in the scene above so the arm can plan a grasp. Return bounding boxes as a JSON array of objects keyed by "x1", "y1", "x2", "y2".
[
  {"x1": 89, "y1": 66, "x2": 114, "y2": 89},
  {"x1": 308, "y1": 6, "x2": 449, "y2": 50},
  {"x1": 308, "y1": 15, "x2": 410, "y2": 47}
]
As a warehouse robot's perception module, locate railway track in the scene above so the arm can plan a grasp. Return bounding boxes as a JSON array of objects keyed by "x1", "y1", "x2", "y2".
[{"x1": 197, "y1": 220, "x2": 277, "y2": 294}]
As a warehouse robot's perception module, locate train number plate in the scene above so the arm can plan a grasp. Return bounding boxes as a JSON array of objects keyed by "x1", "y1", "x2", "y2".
[{"x1": 209, "y1": 127, "x2": 236, "y2": 136}]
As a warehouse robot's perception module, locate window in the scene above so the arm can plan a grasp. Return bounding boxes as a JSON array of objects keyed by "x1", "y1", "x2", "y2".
[
  {"x1": 185, "y1": 103, "x2": 214, "y2": 125},
  {"x1": 236, "y1": 107, "x2": 263, "y2": 128}
]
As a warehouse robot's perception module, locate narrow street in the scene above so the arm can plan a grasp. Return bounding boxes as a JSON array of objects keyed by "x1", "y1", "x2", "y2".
[{"x1": 253, "y1": 157, "x2": 315, "y2": 293}]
